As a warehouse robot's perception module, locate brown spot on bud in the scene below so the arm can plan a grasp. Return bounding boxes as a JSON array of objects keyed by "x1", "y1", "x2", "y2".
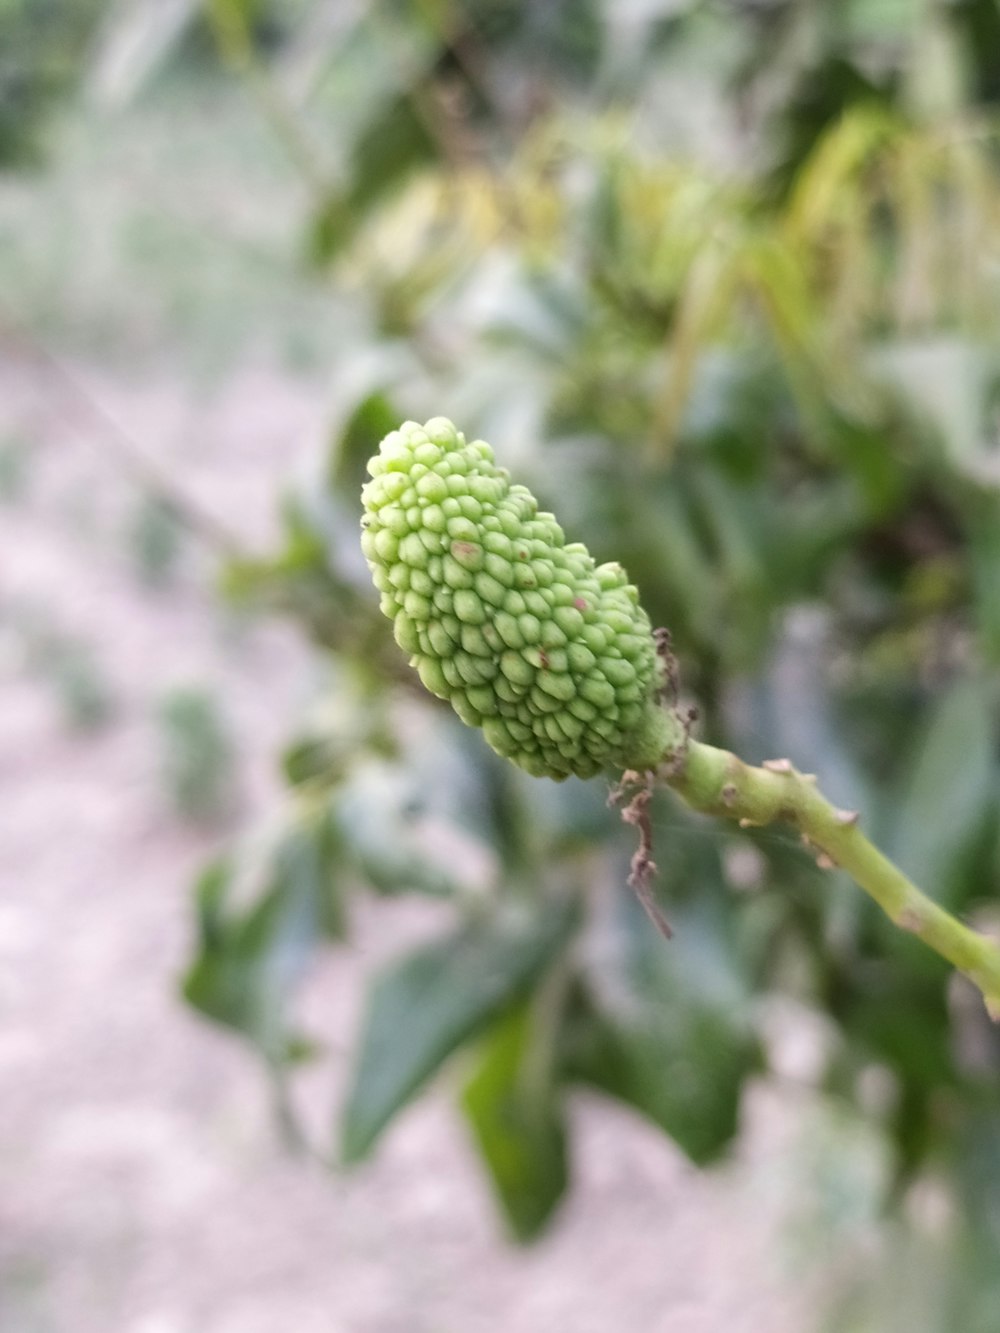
[
  {"x1": 573, "y1": 597, "x2": 588, "y2": 611},
  {"x1": 451, "y1": 541, "x2": 479, "y2": 559},
  {"x1": 538, "y1": 650, "x2": 550, "y2": 669}
]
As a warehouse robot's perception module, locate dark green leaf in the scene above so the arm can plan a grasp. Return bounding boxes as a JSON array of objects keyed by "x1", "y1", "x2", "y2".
[
  {"x1": 340, "y1": 896, "x2": 579, "y2": 1163},
  {"x1": 565, "y1": 848, "x2": 760, "y2": 1165},
  {"x1": 182, "y1": 808, "x2": 345, "y2": 1059},
  {"x1": 273, "y1": 806, "x2": 348, "y2": 941},
  {"x1": 327, "y1": 390, "x2": 399, "y2": 502},
  {"x1": 183, "y1": 880, "x2": 313, "y2": 1062},
  {"x1": 968, "y1": 499, "x2": 1000, "y2": 663},
  {"x1": 888, "y1": 677, "x2": 998, "y2": 913},
  {"x1": 954, "y1": 1109, "x2": 1000, "y2": 1275},
  {"x1": 461, "y1": 1006, "x2": 569, "y2": 1242},
  {"x1": 841, "y1": 979, "x2": 954, "y2": 1088},
  {"x1": 192, "y1": 856, "x2": 235, "y2": 952},
  {"x1": 306, "y1": 94, "x2": 438, "y2": 266}
]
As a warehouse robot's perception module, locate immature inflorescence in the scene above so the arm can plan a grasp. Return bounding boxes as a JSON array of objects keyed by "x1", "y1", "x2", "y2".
[{"x1": 360, "y1": 417, "x2": 668, "y2": 780}]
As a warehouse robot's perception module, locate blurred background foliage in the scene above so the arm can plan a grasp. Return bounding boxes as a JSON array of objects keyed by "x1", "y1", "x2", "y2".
[{"x1": 6, "y1": 0, "x2": 1000, "y2": 1327}]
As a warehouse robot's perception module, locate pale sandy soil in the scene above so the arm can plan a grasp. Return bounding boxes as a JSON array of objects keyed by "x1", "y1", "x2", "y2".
[{"x1": 0, "y1": 361, "x2": 818, "y2": 1333}]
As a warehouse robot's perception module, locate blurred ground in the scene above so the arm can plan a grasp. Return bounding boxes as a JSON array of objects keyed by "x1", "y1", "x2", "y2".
[{"x1": 0, "y1": 79, "x2": 827, "y2": 1333}]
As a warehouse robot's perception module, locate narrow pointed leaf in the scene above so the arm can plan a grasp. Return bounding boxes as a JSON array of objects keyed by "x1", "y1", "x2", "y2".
[{"x1": 462, "y1": 1006, "x2": 569, "y2": 1242}]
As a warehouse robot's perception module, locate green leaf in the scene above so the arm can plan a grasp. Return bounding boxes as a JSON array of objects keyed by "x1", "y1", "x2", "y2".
[
  {"x1": 461, "y1": 1006, "x2": 569, "y2": 1242},
  {"x1": 968, "y1": 497, "x2": 1000, "y2": 663},
  {"x1": 182, "y1": 808, "x2": 345, "y2": 1059},
  {"x1": 192, "y1": 856, "x2": 235, "y2": 953},
  {"x1": 157, "y1": 687, "x2": 236, "y2": 823},
  {"x1": 340, "y1": 897, "x2": 578, "y2": 1164},
  {"x1": 128, "y1": 495, "x2": 184, "y2": 588},
  {"x1": 306, "y1": 94, "x2": 438, "y2": 266},
  {"x1": 887, "y1": 677, "x2": 998, "y2": 913},
  {"x1": 0, "y1": 434, "x2": 32, "y2": 502},
  {"x1": 274, "y1": 806, "x2": 348, "y2": 941},
  {"x1": 841, "y1": 979, "x2": 954, "y2": 1088},
  {"x1": 563, "y1": 996, "x2": 755, "y2": 1166},
  {"x1": 327, "y1": 390, "x2": 399, "y2": 503},
  {"x1": 183, "y1": 880, "x2": 313, "y2": 1062},
  {"x1": 334, "y1": 723, "x2": 501, "y2": 898},
  {"x1": 565, "y1": 846, "x2": 760, "y2": 1165},
  {"x1": 282, "y1": 732, "x2": 348, "y2": 789},
  {"x1": 954, "y1": 1109, "x2": 1000, "y2": 1270}
]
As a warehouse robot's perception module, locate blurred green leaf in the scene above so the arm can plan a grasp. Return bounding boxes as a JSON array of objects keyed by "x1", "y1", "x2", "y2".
[
  {"x1": 182, "y1": 807, "x2": 343, "y2": 1059},
  {"x1": 566, "y1": 848, "x2": 760, "y2": 1165},
  {"x1": 49, "y1": 641, "x2": 116, "y2": 731},
  {"x1": 275, "y1": 804, "x2": 348, "y2": 941},
  {"x1": 461, "y1": 1004, "x2": 569, "y2": 1242},
  {"x1": 842, "y1": 979, "x2": 954, "y2": 1091},
  {"x1": 191, "y1": 856, "x2": 234, "y2": 952},
  {"x1": 340, "y1": 895, "x2": 579, "y2": 1163},
  {"x1": 307, "y1": 93, "x2": 438, "y2": 266},
  {"x1": 282, "y1": 731, "x2": 347, "y2": 789},
  {"x1": 334, "y1": 719, "x2": 503, "y2": 897},
  {"x1": 0, "y1": 435, "x2": 31, "y2": 502},
  {"x1": 128, "y1": 495, "x2": 184, "y2": 588},
  {"x1": 184, "y1": 875, "x2": 310, "y2": 1061},
  {"x1": 887, "y1": 677, "x2": 998, "y2": 913},
  {"x1": 968, "y1": 498, "x2": 1000, "y2": 662},
  {"x1": 158, "y1": 687, "x2": 237, "y2": 823},
  {"x1": 954, "y1": 1108, "x2": 1000, "y2": 1257},
  {"x1": 327, "y1": 389, "x2": 399, "y2": 502},
  {"x1": 0, "y1": 0, "x2": 106, "y2": 164}
]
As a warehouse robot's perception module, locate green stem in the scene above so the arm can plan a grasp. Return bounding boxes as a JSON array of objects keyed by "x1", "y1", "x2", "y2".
[{"x1": 661, "y1": 737, "x2": 1000, "y2": 1020}]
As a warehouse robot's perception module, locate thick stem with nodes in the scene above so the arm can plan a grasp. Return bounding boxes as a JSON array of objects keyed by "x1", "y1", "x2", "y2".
[{"x1": 652, "y1": 732, "x2": 1000, "y2": 1021}]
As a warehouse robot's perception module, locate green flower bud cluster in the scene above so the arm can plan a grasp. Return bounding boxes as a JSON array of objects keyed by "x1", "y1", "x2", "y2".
[{"x1": 360, "y1": 417, "x2": 666, "y2": 780}]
